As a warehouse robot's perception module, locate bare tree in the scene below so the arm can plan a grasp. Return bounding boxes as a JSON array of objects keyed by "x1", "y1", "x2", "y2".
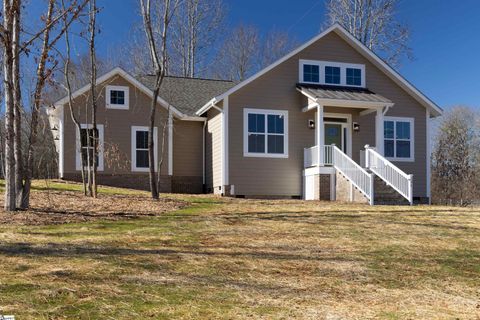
[
  {"x1": 1, "y1": 0, "x2": 89, "y2": 210},
  {"x1": 2, "y1": 0, "x2": 19, "y2": 211},
  {"x1": 140, "y1": 0, "x2": 179, "y2": 199},
  {"x1": 169, "y1": 0, "x2": 225, "y2": 77},
  {"x1": 215, "y1": 24, "x2": 259, "y2": 81},
  {"x1": 88, "y1": 0, "x2": 98, "y2": 197},
  {"x1": 432, "y1": 106, "x2": 480, "y2": 205},
  {"x1": 258, "y1": 29, "x2": 299, "y2": 70},
  {"x1": 325, "y1": 0, "x2": 412, "y2": 66}
]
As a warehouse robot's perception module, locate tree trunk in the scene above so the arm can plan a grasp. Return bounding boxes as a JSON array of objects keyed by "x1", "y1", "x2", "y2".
[
  {"x1": 89, "y1": 0, "x2": 98, "y2": 198},
  {"x1": 12, "y1": 0, "x2": 23, "y2": 208},
  {"x1": 3, "y1": 0, "x2": 16, "y2": 211},
  {"x1": 20, "y1": 0, "x2": 55, "y2": 209}
]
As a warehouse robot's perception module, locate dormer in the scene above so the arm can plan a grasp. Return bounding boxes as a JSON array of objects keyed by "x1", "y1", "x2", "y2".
[{"x1": 299, "y1": 59, "x2": 366, "y2": 88}]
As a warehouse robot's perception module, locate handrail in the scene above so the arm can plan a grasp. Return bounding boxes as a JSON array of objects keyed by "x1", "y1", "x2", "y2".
[
  {"x1": 365, "y1": 145, "x2": 413, "y2": 205},
  {"x1": 332, "y1": 145, "x2": 374, "y2": 204}
]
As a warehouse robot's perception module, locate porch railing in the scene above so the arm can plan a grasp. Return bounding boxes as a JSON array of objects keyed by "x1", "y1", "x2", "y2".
[
  {"x1": 304, "y1": 145, "x2": 334, "y2": 168},
  {"x1": 365, "y1": 145, "x2": 413, "y2": 205},
  {"x1": 332, "y1": 145, "x2": 374, "y2": 205}
]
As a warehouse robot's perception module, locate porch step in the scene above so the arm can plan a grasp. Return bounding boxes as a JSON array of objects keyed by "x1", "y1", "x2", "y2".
[{"x1": 373, "y1": 176, "x2": 410, "y2": 205}]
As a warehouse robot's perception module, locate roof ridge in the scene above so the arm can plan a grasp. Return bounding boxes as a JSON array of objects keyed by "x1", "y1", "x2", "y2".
[{"x1": 143, "y1": 74, "x2": 234, "y2": 83}]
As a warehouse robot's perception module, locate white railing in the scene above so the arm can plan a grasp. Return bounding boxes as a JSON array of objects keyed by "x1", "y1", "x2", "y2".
[
  {"x1": 324, "y1": 145, "x2": 333, "y2": 166},
  {"x1": 365, "y1": 145, "x2": 413, "y2": 205},
  {"x1": 332, "y1": 145, "x2": 374, "y2": 205},
  {"x1": 304, "y1": 145, "x2": 334, "y2": 168},
  {"x1": 304, "y1": 145, "x2": 319, "y2": 168}
]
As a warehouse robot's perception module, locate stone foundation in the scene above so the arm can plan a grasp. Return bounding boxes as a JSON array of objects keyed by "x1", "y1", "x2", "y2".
[{"x1": 335, "y1": 171, "x2": 368, "y2": 204}]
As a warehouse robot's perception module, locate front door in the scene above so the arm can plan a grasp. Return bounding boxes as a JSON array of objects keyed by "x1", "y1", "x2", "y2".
[{"x1": 325, "y1": 123, "x2": 343, "y2": 150}]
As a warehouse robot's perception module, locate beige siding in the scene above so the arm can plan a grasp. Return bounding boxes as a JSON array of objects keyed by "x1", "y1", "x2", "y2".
[
  {"x1": 205, "y1": 108, "x2": 222, "y2": 192},
  {"x1": 173, "y1": 120, "x2": 203, "y2": 177},
  {"x1": 228, "y1": 31, "x2": 428, "y2": 197},
  {"x1": 62, "y1": 75, "x2": 170, "y2": 175}
]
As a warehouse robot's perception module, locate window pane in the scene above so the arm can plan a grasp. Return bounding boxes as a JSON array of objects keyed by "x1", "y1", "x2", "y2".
[
  {"x1": 303, "y1": 64, "x2": 319, "y2": 83},
  {"x1": 267, "y1": 114, "x2": 284, "y2": 134},
  {"x1": 136, "y1": 150, "x2": 149, "y2": 168},
  {"x1": 80, "y1": 129, "x2": 88, "y2": 147},
  {"x1": 396, "y1": 121, "x2": 410, "y2": 139},
  {"x1": 346, "y1": 68, "x2": 361, "y2": 86},
  {"x1": 325, "y1": 66, "x2": 340, "y2": 84},
  {"x1": 248, "y1": 134, "x2": 265, "y2": 153},
  {"x1": 136, "y1": 131, "x2": 149, "y2": 149},
  {"x1": 384, "y1": 140, "x2": 394, "y2": 157},
  {"x1": 384, "y1": 121, "x2": 394, "y2": 139},
  {"x1": 110, "y1": 90, "x2": 125, "y2": 105},
  {"x1": 267, "y1": 135, "x2": 284, "y2": 154},
  {"x1": 248, "y1": 114, "x2": 265, "y2": 133},
  {"x1": 396, "y1": 141, "x2": 411, "y2": 158}
]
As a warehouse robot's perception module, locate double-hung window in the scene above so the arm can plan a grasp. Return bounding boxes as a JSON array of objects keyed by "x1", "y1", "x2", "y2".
[
  {"x1": 131, "y1": 126, "x2": 158, "y2": 172},
  {"x1": 244, "y1": 108, "x2": 288, "y2": 158},
  {"x1": 384, "y1": 117, "x2": 414, "y2": 161},
  {"x1": 76, "y1": 124, "x2": 104, "y2": 171},
  {"x1": 106, "y1": 85, "x2": 129, "y2": 109}
]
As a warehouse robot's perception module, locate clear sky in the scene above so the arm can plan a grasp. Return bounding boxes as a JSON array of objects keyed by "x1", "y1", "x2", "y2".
[{"x1": 31, "y1": 0, "x2": 480, "y2": 110}]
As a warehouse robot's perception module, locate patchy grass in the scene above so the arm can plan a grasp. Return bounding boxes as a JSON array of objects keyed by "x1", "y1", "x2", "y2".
[{"x1": 0, "y1": 181, "x2": 479, "y2": 319}]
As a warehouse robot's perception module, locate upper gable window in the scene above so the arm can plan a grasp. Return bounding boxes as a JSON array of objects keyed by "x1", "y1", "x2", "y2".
[
  {"x1": 325, "y1": 66, "x2": 341, "y2": 84},
  {"x1": 106, "y1": 85, "x2": 129, "y2": 110},
  {"x1": 346, "y1": 68, "x2": 362, "y2": 86},
  {"x1": 303, "y1": 64, "x2": 319, "y2": 83},
  {"x1": 299, "y1": 60, "x2": 365, "y2": 87}
]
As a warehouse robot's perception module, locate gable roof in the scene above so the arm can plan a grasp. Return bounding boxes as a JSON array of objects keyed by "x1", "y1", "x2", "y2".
[
  {"x1": 53, "y1": 67, "x2": 235, "y2": 119},
  {"x1": 138, "y1": 75, "x2": 235, "y2": 116},
  {"x1": 196, "y1": 23, "x2": 443, "y2": 117}
]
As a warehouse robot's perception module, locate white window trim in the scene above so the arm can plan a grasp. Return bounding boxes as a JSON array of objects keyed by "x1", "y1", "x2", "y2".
[
  {"x1": 384, "y1": 116, "x2": 415, "y2": 162},
  {"x1": 243, "y1": 108, "x2": 289, "y2": 158},
  {"x1": 299, "y1": 59, "x2": 366, "y2": 88},
  {"x1": 106, "y1": 85, "x2": 129, "y2": 110},
  {"x1": 131, "y1": 126, "x2": 158, "y2": 172},
  {"x1": 75, "y1": 124, "x2": 104, "y2": 171}
]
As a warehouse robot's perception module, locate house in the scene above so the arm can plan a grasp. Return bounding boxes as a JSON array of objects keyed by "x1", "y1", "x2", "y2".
[{"x1": 49, "y1": 24, "x2": 442, "y2": 205}]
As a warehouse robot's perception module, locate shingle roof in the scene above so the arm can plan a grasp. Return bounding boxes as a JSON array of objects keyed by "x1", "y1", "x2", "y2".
[
  {"x1": 138, "y1": 75, "x2": 236, "y2": 116},
  {"x1": 297, "y1": 84, "x2": 392, "y2": 104}
]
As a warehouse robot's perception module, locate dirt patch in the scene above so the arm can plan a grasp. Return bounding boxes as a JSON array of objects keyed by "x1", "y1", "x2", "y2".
[{"x1": 0, "y1": 190, "x2": 187, "y2": 225}]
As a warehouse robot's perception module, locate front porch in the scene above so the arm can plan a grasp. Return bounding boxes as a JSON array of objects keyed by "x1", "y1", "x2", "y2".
[{"x1": 297, "y1": 84, "x2": 413, "y2": 205}]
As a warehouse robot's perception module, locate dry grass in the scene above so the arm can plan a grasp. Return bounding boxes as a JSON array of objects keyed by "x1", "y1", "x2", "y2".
[
  {"x1": 0, "y1": 180, "x2": 186, "y2": 225},
  {"x1": 0, "y1": 181, "x2": 479, "y2": 319}
]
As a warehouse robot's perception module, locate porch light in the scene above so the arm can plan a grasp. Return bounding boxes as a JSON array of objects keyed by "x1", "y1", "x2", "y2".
[
  {"x1": 308, "y1": 119, "x2": 315, "y2": 129},
  {"x1": 353, "y1": 122, "x2": 360, "y2": 132}
]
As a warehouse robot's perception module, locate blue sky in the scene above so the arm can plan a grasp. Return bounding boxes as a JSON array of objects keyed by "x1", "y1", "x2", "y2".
[{"x1": 30, "y1": 0, "x2": 480, "y2": 109}]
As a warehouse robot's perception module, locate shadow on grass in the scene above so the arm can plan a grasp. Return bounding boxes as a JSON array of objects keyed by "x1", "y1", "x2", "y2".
[{"x1": 0, "y1": 241, "x2": 361, "y2": 264}]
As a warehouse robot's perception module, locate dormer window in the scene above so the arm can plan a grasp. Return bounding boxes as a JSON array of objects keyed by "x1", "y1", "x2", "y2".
[
  {"x1": 299, "y1": 60, "x2": 365, "y2": 87},
  {"x1": 106, "y1": 85, "x2": 129, "y2": 110}
]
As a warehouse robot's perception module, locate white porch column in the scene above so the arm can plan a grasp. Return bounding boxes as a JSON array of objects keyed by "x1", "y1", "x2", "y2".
[
  {"x1": 317, "y1": 104, "x2": 324, "y2": 166},
  {"x1": 375, "y1": 108, "x2": 384, "y2": 155}
]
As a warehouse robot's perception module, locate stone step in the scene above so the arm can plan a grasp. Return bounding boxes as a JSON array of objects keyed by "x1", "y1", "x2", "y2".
[{"x1": 373, "y1": 176, "x2": 410, "y2": 205}]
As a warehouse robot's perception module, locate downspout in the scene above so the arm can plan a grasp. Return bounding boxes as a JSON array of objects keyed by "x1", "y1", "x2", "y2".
[{"x1": 202, "y1": 119, "x2": 207, "y2": 193}]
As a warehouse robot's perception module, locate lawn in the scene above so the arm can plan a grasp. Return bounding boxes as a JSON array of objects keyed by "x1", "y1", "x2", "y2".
[{"x1": 0, "y1": 181, "x2": 479, "y2": 319}]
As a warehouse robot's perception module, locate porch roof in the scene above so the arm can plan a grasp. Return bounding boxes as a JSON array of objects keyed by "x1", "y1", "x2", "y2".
[{"x1": 297, "y1": 84, "x2": 393, "y2": 108}]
